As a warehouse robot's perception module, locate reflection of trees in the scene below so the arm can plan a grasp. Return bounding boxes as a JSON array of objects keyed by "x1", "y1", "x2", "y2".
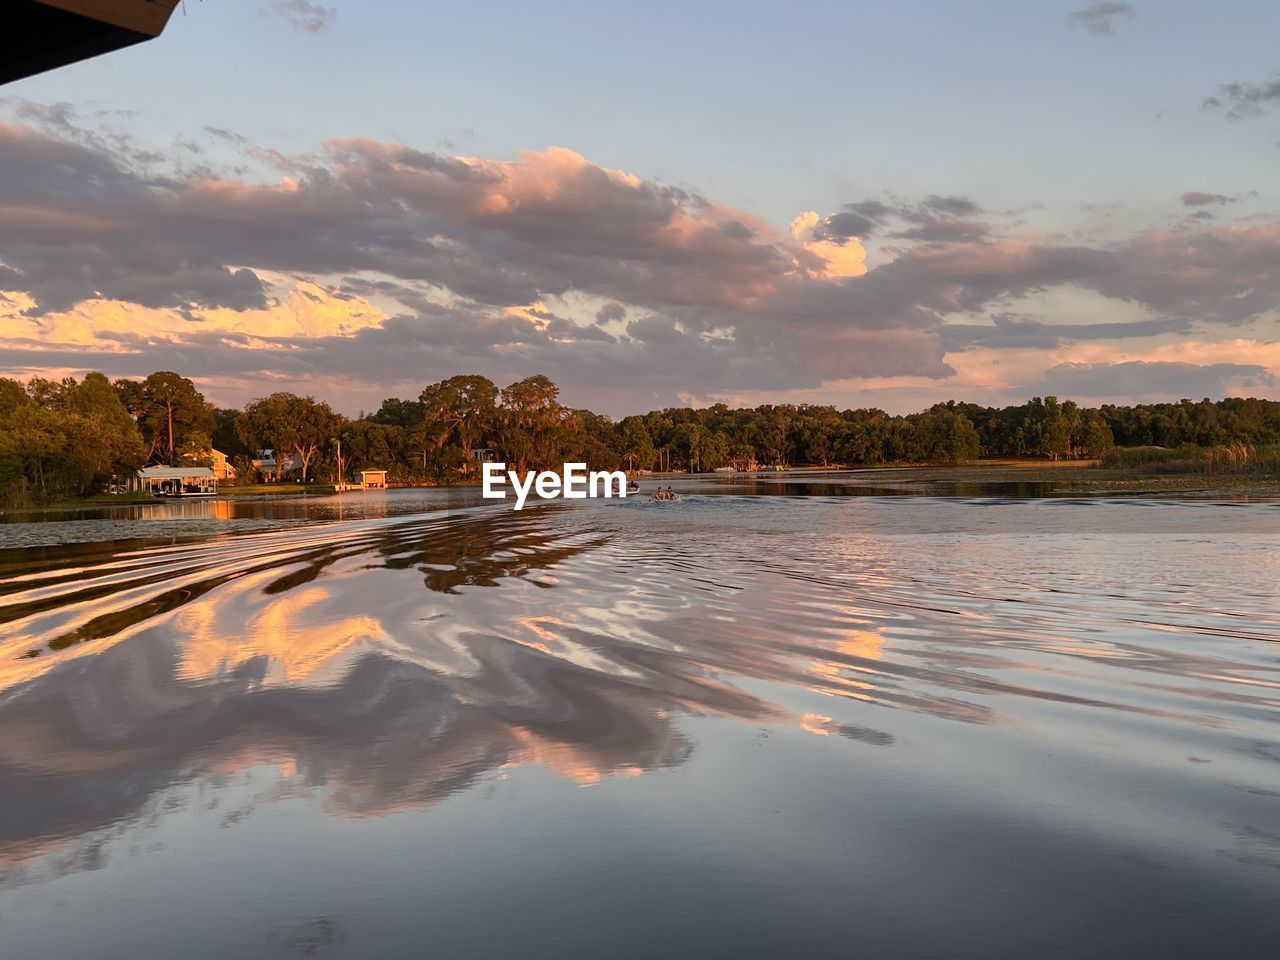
[
  {"x1": 377, "y1": 511, "x2": 608, "y2": 594},
  {"x1": 1, "y1": 508, "x2": 603, "y2": 658},
  {"x1": 254, "y1": 508, "x2": 607, "y2": 596}
]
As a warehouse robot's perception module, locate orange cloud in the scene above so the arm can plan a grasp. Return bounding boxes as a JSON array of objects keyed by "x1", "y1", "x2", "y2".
[
  {"x1": 0, "y1": 281, "x2": 386, "y2": 350},
  {"x1": 789, "y1": 210, "x2": 869, "y2": 278}
]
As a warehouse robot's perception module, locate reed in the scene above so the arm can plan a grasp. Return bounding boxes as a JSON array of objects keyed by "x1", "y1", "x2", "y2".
[{"x1": 1100, "y1": 443, "x2": 1280, "y2": 476}]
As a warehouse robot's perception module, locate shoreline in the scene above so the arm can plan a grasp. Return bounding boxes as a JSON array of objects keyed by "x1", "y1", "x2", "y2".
[{"x1": 6, "y1": 458, "x2": 1280, "y2": 515}]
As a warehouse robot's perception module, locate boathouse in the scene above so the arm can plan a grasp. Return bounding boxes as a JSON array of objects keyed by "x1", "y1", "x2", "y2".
[
  {"x1": 358, "y1": 469, "x2": 388, "y2": 490},
  {"x1": 135, "y1": 466, "x2": 217, "y2": 497}
]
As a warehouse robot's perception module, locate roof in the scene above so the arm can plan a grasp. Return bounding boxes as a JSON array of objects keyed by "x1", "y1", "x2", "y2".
[
  {"x1": 137, "y1": 467, "x2": 216, "y2": 480},
  {"x1": 359, "y1": 469, "x2": 388, "y2": 475},
  {"x1": 3, "y1": 1, "x2": 181, "y2": 86}
]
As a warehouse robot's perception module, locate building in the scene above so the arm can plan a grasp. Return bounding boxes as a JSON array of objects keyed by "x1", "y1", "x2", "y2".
[
  {"x1": 252, "y1": 449, "x2": 304, "y2": 482},
  {"x1": 209, "y1": 449, "x2": 236, "y2": 482},
  {"x1": 183, "y1": 449, "x2": 236, "y2": 482},
  {"x1": 358, "y1": 469, "x2": 388, "y2": 490},
  {"x1": 135, "y1": 466, "x2": 217, "y2": 498}
]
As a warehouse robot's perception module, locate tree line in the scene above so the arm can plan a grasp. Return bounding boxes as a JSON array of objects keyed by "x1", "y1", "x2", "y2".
[{"x1": 4, "y1": 369, "x2": 1280, "y2": 504}]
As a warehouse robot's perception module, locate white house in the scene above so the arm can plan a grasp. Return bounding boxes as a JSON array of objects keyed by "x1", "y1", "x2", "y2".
[{"x1": 252, "y1": 449, "x2": 303, "y2": 481}]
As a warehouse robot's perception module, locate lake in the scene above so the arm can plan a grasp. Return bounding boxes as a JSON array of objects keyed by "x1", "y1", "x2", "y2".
[{"x1": 1, "y1": 480, "x2": 1278, "y2": 958}]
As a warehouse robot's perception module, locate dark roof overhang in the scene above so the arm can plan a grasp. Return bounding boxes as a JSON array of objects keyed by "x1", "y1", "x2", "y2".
[{"x1": 2, "y1": 1, "x2": 180, "y2": 86}]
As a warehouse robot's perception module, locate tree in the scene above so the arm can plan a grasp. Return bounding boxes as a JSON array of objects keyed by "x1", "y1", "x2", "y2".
[
  {"x1": 673, "y1": 422, "x2": 715, "y2": 472},
  {"x1": 0, "y1": 373, "x2": 145, "y2": 500},
  {"x1": 499, "y1": 375, "x2": 564, "y2": 471},
  {"x1": 416, "y1": 385, "x2": 457, "y2": 475},
  {"x1": 1022, "y1": 396, "x2": 1078, "y2": 460},
  {"x1": 0, "y1": 403, "x2": 63, "y2": 497},
  {"x1": 0, "y1": 377, "x2": 28, "y2": 416},
  {"x1": 341, "y1": 419, "x2": 404, "y2": 480},
  {"x1": 419, "y1": 375, "x2": 498, "y2": 463},
  {"x1": 372, "y1": 396, "x2": 424, "y2": 429},
  {"x1": 618, "y1": 416, "x2": 656, "y2": 471},
  {"x1": 285, "y1": 396, "x2": 340, "y2": 481},
  {"x1": 238, "y1": 393, "x2": 338, "y2": 482},
  {"x1": 754, "y1": 405, "x2": 795, "y2": 466},
  {"x1": 238, "y1": 394, "x2": 289, "y2": 481},
  {"x1": 701, "y1": 430, "x2": 730, "y2": 471},
  {"x1": 790, "y1": 406, "x2": 842, "y2": 465},
  {"x1": 1081, "y1": 413, "x2": 1114, "y2": 459},
  {"x1": 212, "y1": 407, "x2": 253, "y2": 458},
  {"x1": 63, "y1": 373, "x2": 147, "y2": 482},
  {"x1": 918, "y1": 408, "x2": 981, "y2": 464},
  {"x1": 132, "y1": 372, "x2": 214, "y2": 465},
  {"x1": 558, "y1": 410, "x2": 622, "y2": 470}
]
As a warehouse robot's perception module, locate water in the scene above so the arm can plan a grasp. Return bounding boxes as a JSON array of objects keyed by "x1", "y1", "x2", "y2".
[{"x1": 1, "y1": 484, "x2": 1278, "y2": 958}]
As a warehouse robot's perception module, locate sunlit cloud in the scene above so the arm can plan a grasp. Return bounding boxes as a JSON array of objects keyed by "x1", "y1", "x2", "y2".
[
  {"x1": 3, "y1": 109, "x2": 1280, "y2": 412},
  {"x1": 0, "y1": 281, "x2": 386, "y2": 352},
  {"x1": 789, "y1": 210, "x2": 869, "y2": 279}
]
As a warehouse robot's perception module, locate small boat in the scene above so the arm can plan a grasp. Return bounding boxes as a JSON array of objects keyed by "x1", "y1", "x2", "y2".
[{"x1": 626, "y1": 481, "x2": 641, "y2": 494}]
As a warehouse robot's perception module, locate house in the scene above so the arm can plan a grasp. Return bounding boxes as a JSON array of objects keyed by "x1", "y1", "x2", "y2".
[
  {"x1": 252, "y1": 449, "x2": 303, "y2": 481},
  {"x1": 472, "y1": 448, "x2": 499, "y2": 464},
  {"x1": 358, "y1": 469, "x2": 388, "y2": 490},
  {"x1": 209, "y1": 449, "x2": 236, "y2": 482},
  {"x1": 136, "y1": 466, "x2": 216, "y2": 497},
  {"x1": 184, "y1": 449, "x2": 236, "y2": 482}
]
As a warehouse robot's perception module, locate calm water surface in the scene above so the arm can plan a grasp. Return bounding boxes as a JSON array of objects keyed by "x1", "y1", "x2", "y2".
[{"x1": 1, "y1": 483, "x2": 1278, "y2": 958}]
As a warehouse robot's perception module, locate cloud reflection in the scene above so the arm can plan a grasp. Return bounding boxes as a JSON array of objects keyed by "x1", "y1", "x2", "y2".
[{"x1": 2, "y1": 497, "x2": 1275, "y2": 882}]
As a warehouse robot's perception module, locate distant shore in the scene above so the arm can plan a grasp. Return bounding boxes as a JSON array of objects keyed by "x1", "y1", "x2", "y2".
[{"x1": 8, "y1": 458, "x2": 1279, "y2": 516}]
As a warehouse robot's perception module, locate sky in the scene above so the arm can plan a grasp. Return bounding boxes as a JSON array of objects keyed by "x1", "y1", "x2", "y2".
[{"x1": 3, "y1": 0, "x2": 1280, "y2": 416}]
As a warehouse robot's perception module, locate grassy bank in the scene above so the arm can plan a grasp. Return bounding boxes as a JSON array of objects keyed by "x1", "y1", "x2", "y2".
[
  {"x1": 1100, "y1": 443, "x2": 1280, "y2": 476},
  {"x1": 215, "y1": 482, "x2": 337, "y2": 497}
]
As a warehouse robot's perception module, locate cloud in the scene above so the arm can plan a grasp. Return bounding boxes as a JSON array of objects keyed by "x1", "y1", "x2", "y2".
[
  {"x1": 788, "y1": 211, "x2": 868, "y2": 278},
  {"x1": 2, "y1": 110, "x2": 1280, "y2": 412},
  {"x1": 0, "y1": 118, "x2": 951, "y2": 402},
  {"x1": 262, "y1": 0, "x2": 335, "y2": 33},
  {"x1": 594, "y1": 301, "x2": 626, "y2": 324},
  {"x1": 939, "y1": 312, "x2": 1190, "y2": 351},
  {"x1": 1181, "y1": 191, "x2": 1236, "y2": 207},
  {"x1": 1066, "y1": 2, "x2": 1136, "y2": 37},
  {"x1": 0, "y1": 282, "x2": 386, "y2": 349},
  {"x1": 808, "y1": 196, "x2": 987, "y2": 243},
  {"x1": 921, "y1": 194, "x2": 982, "y2": 217},
  {"x1": 1202, "y1": 74, "x2": 1280, "y2": 120}
]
